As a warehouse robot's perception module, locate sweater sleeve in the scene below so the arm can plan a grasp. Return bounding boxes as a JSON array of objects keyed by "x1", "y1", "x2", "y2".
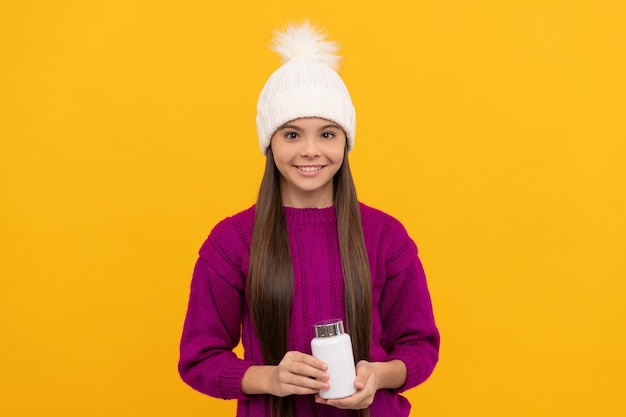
[
  {"x1": 178, "y1": 220, "x2": 255, "y2": 400},
  {"x1": 378, "y1": 222, "x2": 440, "y2": 392}
]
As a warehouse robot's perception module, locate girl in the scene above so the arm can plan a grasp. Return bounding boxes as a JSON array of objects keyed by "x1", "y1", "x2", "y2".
[{"x1": 179, "y1": 22, "x2": 440, "y2": 417}]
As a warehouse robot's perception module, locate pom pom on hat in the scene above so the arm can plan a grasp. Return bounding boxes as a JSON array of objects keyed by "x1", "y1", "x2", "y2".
[
  {"x1": 256, "y1": 21, "x2": 356, "y2": 155},
  {"x1": 272, "y1": 21, "x2": 341, "y2": 70}
]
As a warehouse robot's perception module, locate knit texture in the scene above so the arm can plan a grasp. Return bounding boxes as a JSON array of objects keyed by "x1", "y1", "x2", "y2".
[{"x1": 179, "y1": 204, "x2": 439, "y2": 417}]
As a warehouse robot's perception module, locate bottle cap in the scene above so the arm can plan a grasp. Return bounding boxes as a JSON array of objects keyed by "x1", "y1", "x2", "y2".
[{"x1": 313, "y1": 319, "x2": 346, "y2": 337}]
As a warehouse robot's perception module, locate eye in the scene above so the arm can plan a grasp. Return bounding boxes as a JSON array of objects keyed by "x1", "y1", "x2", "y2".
[
  {"x1": 284, "y1": 132, "x2": 299, "y2": 140},
  {"x1": 321, "y1": 131, "x2": 335, "y2": 139}
]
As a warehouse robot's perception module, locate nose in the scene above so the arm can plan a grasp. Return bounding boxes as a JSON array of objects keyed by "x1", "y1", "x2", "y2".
[{"x1": 301, "y1": 137, "x2": 320, "y2": 157}]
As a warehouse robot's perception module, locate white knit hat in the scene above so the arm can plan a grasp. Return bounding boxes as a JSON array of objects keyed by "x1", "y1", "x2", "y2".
[{"x1": 256, "y1": 22, "x2": 356, "y2": 155}]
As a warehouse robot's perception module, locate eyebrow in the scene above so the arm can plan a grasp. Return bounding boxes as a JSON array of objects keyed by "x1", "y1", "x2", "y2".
[{"x1": 277, "y1": 123, "x2": 341, "y2": 132}]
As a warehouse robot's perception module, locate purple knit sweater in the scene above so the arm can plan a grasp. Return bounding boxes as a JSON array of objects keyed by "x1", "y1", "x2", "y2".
[{"x1": 179, "y1": 203, "x2": 439, "y2": 417}]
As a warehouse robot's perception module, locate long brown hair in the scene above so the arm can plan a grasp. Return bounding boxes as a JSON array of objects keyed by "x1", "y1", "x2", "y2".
[{"x1": 248, "y1": 145, "x2": 372, "y2": 417}]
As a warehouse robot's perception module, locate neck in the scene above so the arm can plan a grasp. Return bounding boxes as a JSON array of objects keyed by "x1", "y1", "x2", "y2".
[
  {"x1": 279, "y1": 181, "x2": 334, "y2": 208},
  {"x1": 281, "y1": 194, "x2": 334, "y2": 208}
]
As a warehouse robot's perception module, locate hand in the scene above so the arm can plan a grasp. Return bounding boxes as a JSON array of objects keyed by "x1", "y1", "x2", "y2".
[
  {"x1": 314, "y1": 360, "x2": 378, "y2": 410},
  {"x1": 268, "y1": 351, "x2": 330, "y2": 397}
]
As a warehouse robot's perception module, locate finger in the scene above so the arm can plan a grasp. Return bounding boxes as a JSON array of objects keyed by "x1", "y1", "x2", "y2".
[
  {"x1": 276, "y1": 363, "x2": 329, "y2": 390},
  {"x1": 273, "y1": 366, "x2": 328, "y2": 397},
  {"x1": 282, "y1": 361, "x2": 329, "y2": 382},
  {"x1": 354, "y1": 361, "x2": 373, "y2": 390},
  {"x1": 282, "y1": 381, "x2": 325, "y2": 396},
  {"x1": 286, "y1": 351, "x2": 328, "y2": 371},
  {"x1": 282, "y1": 372, "x2": 330, "y2": 391},
  {"x1": 317, "y1": 372, "x2": 375, "y2": 409},
  {"x1": 318, "y1": 391, "x2": 368, "y2": 410},
  {"x1": 282, "y1": 352, "x2": 329, "y2": 382}
]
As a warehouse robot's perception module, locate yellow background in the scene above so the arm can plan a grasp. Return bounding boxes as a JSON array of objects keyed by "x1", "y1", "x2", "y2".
[{"x1": 1, "y1": 1, "x2": 624, "y2": 416}]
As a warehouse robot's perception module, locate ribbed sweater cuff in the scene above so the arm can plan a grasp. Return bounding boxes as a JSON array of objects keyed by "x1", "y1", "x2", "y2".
[
  {"x1": 387, "y1": 344, "x2": 433, "y2": 393},
  {"x1": 217, "y1": 360, "x2": 255, "y2": 400}
]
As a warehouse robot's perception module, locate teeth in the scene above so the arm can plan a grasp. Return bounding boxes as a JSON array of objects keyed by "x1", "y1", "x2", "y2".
[{"x1": 298, "y1": 166, "x2": 322, "y2": 172}]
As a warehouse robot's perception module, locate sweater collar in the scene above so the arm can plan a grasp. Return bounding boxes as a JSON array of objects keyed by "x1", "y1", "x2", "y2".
[{"x1": 283, "y1": 205, "x2": 336, "y2": 224}]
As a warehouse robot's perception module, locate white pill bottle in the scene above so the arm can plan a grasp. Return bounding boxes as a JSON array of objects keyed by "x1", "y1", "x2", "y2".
[{"x1": 311, "y1": 319, "x2": 357, "y2": 399}]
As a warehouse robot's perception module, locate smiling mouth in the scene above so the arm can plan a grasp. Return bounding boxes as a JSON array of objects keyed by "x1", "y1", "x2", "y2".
[{"x1": 296, "y1": 166, "x2": 323, "y2": 172}]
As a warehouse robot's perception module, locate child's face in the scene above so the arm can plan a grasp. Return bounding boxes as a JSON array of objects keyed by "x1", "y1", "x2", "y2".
[{"x1": 270, "y1": 117, "x2": 346, "y2": 208}]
